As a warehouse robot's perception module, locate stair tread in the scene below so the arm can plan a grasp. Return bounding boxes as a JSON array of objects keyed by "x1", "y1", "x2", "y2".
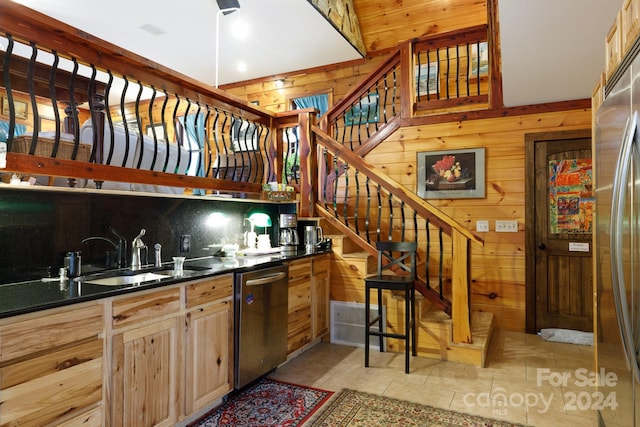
[
  {"x1": 419, "y1": 309, "x2": 494, "y2": 349},
  {"x1": 450, "y1": 312, "x2": 494, "y2": 350},
  {"x1": 339, "y1": 251, "x2": 370, "y2": 259}
]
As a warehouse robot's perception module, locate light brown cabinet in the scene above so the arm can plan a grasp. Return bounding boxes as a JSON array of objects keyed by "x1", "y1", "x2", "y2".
[
  {"x1": 0, "y1": 260, "x2": 321, "y2": 425},
  {"x1": 312, "y1": 254, "x2": 331, "y2": 340},
  {"x1": 286, "y1": 258, "x2": 312, "y2": 354},
  {"x1": 0, "y1": 303, "x2": 104, "y2": 426},
  {"x1": 184, "y1": 274, "x2": 233, "y2": 414},
  {"x1": 286, "y1": 254, "x2": 331, "y2": 355},
  {"x1": 108, "y1": 276, "x2": 234, "y2": 426},
  {"x1": 109, "y1": 288, "x2": 182, "y2": 427}
]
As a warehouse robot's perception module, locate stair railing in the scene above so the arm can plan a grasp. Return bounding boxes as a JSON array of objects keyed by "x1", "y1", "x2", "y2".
[
  {"x1": 311, "y1": 125, "x2": 483, "y2": 344},
  {"x1": 302, "y1": 26, "x2": 492, "y2": 343}
]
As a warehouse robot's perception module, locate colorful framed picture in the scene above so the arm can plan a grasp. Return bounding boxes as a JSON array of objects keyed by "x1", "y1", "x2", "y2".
[{"x1": 417, "y1": 148, "x2": 486, "y2": 199}]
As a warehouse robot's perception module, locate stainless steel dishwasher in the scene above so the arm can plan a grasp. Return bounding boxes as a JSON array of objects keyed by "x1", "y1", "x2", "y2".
[{"x1": 234, "y1": 264, "x2": 288, "y2": 389}]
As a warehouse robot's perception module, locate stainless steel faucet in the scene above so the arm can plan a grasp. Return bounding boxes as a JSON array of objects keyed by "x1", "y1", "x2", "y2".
[{"x1": 131, "y1": 229, "x2": 147, "y2": 271}]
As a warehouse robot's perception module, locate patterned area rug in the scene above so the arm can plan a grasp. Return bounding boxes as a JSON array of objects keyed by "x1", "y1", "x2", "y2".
[
  {"x1": 307, "y1": 389, "x2": 530, "y2": 427},
  {"x1": 190, "y1": 378, "x2": 333, "y2": 427}
]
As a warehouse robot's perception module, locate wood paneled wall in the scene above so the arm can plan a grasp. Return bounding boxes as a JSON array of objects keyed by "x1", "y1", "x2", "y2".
[
  {"x1": 379, "y1": 110, "x2": 591, "y2": 331},
  {"x1": 223, "y1": 0, "x2": 593, "y2": 332},
  {"x1": 229, "y1": 72, "x2": 590, "y2": 333}
]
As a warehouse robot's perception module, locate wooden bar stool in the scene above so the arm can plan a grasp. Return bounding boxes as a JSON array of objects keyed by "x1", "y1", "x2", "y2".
[{"x1": 364, "y1": 241, "x2": 417, "y2": 374}]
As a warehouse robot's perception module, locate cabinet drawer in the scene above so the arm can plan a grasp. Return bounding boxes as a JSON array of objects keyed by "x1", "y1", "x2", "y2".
[
  {"x1": 112, "y1": 287, "x2": 180, "y2": 328},
  {"x1": 287, "y1": 258, "x2": 311, "y2": 282},
  {"x1": 185, "y1": 274, "x2": 233, "y2": 308},
  {"x1": 0, "y1": 303, "x2": 103, "y2": 362},
  {"x1": 0, "y1": 339, "x2": 103, "y2": 426},
  {"x1": 312, "y1": 254, "x2": 331, "y2": 274}
]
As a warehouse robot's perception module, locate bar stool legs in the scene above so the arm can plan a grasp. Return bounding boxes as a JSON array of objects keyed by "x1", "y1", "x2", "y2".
[{"x1": 364, "y1": 283, "x2": 416, "y2": 374}]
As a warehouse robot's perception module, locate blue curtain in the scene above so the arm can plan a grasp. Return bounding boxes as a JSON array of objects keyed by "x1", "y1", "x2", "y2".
[
  {"x1": 292, "y1": 94, "x2": 328, "y2": 117},
  {"x1": 0, "y1": 121, "x2": 26, "y2": 142},
  {"x1": 179, "y1": 113, "x2": 205, "y2": 195}
]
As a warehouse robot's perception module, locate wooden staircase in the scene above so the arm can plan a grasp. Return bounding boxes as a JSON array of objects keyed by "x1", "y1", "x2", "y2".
[{"x1": 324, "y1": 225, "x2": 494, "y2": 367}]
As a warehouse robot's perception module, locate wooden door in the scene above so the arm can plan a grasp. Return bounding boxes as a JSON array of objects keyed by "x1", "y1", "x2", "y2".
[{"x1": 525, "y1": 129, "x2": 593, "y2": 333}]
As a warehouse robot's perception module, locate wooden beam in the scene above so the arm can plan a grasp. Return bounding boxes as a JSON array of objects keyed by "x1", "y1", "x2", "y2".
[{"x1": 5, "y1": 153, "x2": 263, "y2": 194}]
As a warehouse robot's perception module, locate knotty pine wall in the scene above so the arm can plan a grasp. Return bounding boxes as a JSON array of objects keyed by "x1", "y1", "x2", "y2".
[{"x1": 223, "y1": 0, "x2": 592, "y2": 332}]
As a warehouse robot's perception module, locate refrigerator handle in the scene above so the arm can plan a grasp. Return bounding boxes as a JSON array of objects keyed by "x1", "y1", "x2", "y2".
[{"x1": 610, "y1": 111, "x2": 640, "y2": 381}]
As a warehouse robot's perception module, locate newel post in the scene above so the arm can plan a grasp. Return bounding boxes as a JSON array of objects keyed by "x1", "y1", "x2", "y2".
[
  {"x1": 451, "y1": 229, "x2": 472, "y2": 344},
  {"x1": 297, "y1": 110, "x2": 317, "y2": 217}
]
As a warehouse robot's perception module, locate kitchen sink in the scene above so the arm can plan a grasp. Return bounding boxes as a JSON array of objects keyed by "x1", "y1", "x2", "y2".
[
  {"x1": 84, "y1": 272, "x2": 167, "y2": 286},
  {"x1": 155, "y1": 269, "x2": 204, "y2": 276}
]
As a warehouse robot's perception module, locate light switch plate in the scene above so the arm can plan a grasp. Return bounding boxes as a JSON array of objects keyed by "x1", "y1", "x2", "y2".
[
  {"x1": 495, "y1": 220, "x2": 518, "y2": 232},
  {"x1": 476, "y1": 220, "x2": 489, "y2": 232}
]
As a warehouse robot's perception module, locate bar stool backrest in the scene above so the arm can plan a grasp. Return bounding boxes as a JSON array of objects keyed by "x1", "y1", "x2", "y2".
[{"x1": 375, "y1": 241, "x2": 417, "y2": 279}]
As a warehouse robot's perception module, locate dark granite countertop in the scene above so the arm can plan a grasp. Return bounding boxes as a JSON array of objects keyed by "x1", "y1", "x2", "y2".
[{"x1": 0, "y1": 249, "x2": 327, "y2": 319}]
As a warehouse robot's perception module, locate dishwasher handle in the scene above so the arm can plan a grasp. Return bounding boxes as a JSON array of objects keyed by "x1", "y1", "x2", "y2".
[{"x1": 245, "y1": 271, "x2": 286, "y2": 286}]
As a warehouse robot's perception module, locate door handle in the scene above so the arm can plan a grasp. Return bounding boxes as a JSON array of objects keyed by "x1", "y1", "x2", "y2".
[
  {"x1": 537, "y1": 243, "x2": 546, "y2": 250},
  {"x1": 245, "y1": 271, "x2": 286, "y2": 286}
]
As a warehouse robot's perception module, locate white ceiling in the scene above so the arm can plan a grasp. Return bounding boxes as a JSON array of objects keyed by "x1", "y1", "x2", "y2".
[
  {"x1": 12, "y1": 0, "x2": 362, "y2": 87},
  {"x1": 10, "y1": 0, "x2": 624, "y2": 107},
  {"x1": 498, "y1": 0, "x2": 620, "y2": 107}
]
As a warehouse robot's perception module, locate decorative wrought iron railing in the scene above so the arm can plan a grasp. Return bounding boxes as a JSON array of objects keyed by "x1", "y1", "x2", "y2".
[
  {"x1": 413, "y1": 25, "x2": 489, "y2": 112},
  {"x1": 0, "y1": 2, "x2": 275, "y2": 194}
]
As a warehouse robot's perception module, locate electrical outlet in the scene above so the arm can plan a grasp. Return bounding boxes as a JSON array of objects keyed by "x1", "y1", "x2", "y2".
[
  {"x1": 179, "y1": 234, "x2": 191, "y2": 253},
  {"x1": 476, "y1": 220, "x2": 489, "y2": 232},
  {"x1": 495, "y1": 220, "x2": 518, "y2": 232}
]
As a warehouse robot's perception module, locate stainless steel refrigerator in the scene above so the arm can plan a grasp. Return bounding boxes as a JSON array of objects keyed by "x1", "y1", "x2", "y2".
[{"x1": 595, "y1": 45, "x2": 640, "y2": 426}]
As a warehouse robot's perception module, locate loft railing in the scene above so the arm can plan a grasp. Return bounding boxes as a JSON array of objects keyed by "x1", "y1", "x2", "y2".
[
  {"x1": 0, "y1": 2, "x2": 275, "y2": 195},
  {"x1": 413, "y1": 25, "x2": 489, "y2": 113},
  {"x1": 321, "y1": 25, "x2": 490, "y2": 140}
]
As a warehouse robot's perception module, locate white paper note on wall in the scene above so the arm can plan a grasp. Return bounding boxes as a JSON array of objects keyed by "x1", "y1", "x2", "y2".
[{"x1": 569, "y1": 242, "x2": 589, "y2": 252}]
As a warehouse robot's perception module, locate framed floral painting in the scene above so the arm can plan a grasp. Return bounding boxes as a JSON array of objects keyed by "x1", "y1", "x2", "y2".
[{"x1": 417, "y1": 148, "x2": 485, "y2": 199}]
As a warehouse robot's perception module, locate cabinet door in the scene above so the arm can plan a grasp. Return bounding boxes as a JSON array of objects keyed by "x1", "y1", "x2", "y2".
[
  {"x1": 111, "y1": 317, "x2": 181, "y2": 427},
  {"x1": 312, "y1": 255, "x2": 331, "y2": 339},
  {"x1": 287, "y1": 259, "x2": 312, "y2": 354},
  {"x1": 185, "y1": 300, "x2": 232, "y2": 413}
]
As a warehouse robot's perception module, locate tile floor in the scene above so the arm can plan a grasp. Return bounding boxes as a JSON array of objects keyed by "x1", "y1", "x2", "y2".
[{"x1": 270, "y1": 329, "x2": 598, "y2": 427}]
